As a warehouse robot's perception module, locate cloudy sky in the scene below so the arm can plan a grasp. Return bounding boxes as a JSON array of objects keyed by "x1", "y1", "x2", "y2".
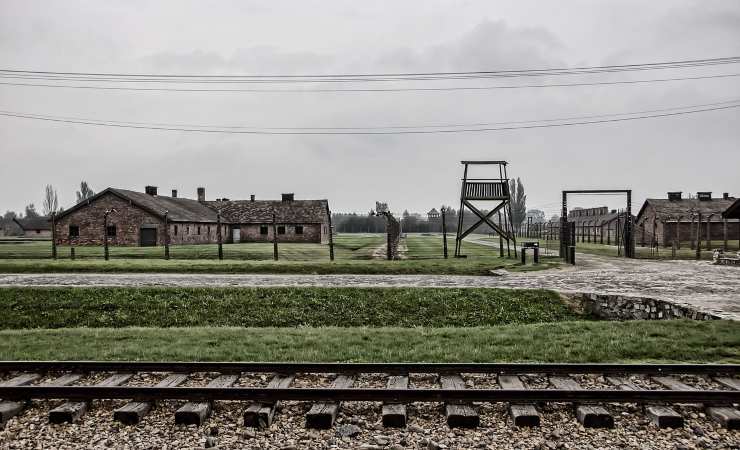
[{"x1": 1, "y1": 0, "x2": 738, "y2": 217}]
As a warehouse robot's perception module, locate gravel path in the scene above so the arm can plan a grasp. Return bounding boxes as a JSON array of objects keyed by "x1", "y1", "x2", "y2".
[
  {"x1": 0, "y1": 253, "x2": 738, "y2": 320},
  {"x1": 1, "y1": 373, "x2": 738, "y2": 449}
]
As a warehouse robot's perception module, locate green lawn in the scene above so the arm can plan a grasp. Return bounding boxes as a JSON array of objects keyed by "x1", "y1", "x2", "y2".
[
  {"x1": 0, "y1": 234, "x2": 559, "y2": 274},
  {"x1": 0, "y1": 287, "x2": 579, "y2": 329},
  {"x1": 1, "y1": 321, "x2": 737, "y2": 363}
]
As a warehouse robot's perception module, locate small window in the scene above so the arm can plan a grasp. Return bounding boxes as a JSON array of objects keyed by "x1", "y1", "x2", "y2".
[
  {"x1": 207, "y1": 225, "x2": 210, "y2": 234},
  {"x1": 197, "y1": 226, "x2": 201, "y2": 235},
  {"x1": 295, "y1": 225, "x2": 303, "y2": 235},
  {"x1": 278, "y1": 225, "x2": 286, "y2": 235},
  {"x1": 106, "y1": 225, "x2": 116, "y2": 237},
  {"x1": 36, "y1": 229, "x2": 41, "y2": 234},
  {"x1": 69, "y1": 225, "x2": 79, "y2": 237},
  {"x1": 174, "y1": 225, "x2": 178, "y2": 235},
  {"x1": 260, "y1": 225, "x2": 269, "y2": 235}
]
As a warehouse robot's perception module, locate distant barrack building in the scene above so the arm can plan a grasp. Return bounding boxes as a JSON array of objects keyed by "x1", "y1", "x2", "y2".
[
  {"x1": 52, "y1": 187, "x2": 330, "y2": 246},
  {"x1": 12, "y1": 216, "x2": 52, "y2": 238},
  {"x1": 635, "y1": 192, "x2": 738, "y2": 247},
  {"x1": 567, "y1": 206, "x2": 632, "y2": 244}
]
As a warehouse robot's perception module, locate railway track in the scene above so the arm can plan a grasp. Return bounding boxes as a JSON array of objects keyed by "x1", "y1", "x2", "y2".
[{"x1": 1, "y1": 362, "x2": 739, "y2": 431}]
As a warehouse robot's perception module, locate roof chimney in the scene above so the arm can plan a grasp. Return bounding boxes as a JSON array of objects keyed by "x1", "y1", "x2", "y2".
[
  {"x1": 197, "y1": 187, "x2": 205, "y2": 203},
  {"x1": 724, "y1": 192, "x2": 730, "y2": 200},
  {"x1": 171, "y1": 189, "x2": 178, "y2": 198},
  {"x1": 282, "y1": 193, "x2": 294, "y2": 202},
  {"x1": 697, "y1": 191, "x2": 712, "y2": 201},
  {"x1": 667, "y1": 192, "x2": 682, "y2": 201},
  {"x1": 145, "y1": 186, "x2": 158, "y2": 196},
  {"x1": 250, "y1": 194, "x2": 255, "y2": 202}
]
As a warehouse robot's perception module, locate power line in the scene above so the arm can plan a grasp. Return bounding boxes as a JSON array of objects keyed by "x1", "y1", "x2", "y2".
[
  {"x1": 0, "y1": 56, "x2": 738, "y2": 84},
  {"x1": 1, "y1": 102, "x2": 737, "y2": 135},
  {"x1": 1, "y1": 72, "x2": 737, "y2": 93},
  {"x1": 3, "y1": 99, "x2": 737, "y2": 130}
]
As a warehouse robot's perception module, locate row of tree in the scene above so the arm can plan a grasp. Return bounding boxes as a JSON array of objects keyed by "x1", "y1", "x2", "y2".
[
  {"x1": 0, "y1": 181, "x2": 95, "y2": 235},
  {"x1": 333, "y1": 178, "x2": 560, "y2": 234}
]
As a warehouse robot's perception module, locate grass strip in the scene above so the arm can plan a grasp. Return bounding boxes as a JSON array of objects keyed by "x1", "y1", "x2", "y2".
[
  {"x1": 0, "y1": 321, "x2": 737, "y2": 363},
  {"x1": 0, "y1": 257, "x2": 558, "y2": 275},
  {"x1": 0, "y1": 287, "x2": 579, "y2": 328}
]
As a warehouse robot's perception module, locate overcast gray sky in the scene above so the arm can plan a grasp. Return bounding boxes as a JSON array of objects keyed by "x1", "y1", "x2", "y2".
[{"x1": 1, "y1": 0, "x2": 738, "y2": 217}]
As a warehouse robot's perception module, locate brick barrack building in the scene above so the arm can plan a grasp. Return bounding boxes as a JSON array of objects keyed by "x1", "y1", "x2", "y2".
[{"x1": 52, "y1": 186, "x2": 331, "y2": 246}]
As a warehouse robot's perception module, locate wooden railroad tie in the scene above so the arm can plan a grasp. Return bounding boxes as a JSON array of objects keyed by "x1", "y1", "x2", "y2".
[
  {"x1": 607, "y1": 376, "x2": 683, "y2": 429},
  {"x1": 244, "y1": 374, "x2": 294, "y2": 428},
  {"x1": 381, "y1": 375, "x2": 409, "y2": 428},
  {"x1": 440, "y1": 374, "x2": 479, "y2": 428},
  {"x1": 175, "y1": 375, "x2": 238, "y2": 426},
  {"x1": 49, "y1": 373, "x2": 132, "y2": 424},
  {"x1": 0, "y1": 373, "x2": 42, "y2": 426},
  {"x1": 653, "y1": 376, "x2": 740, "y2": 430},
  {"x1": 549, "y1": 376, "x2": 614, "y2": 429},
  {"x1": 498, "y1": 375, "x2": 540, "y2": 427},
  {"x1": 306, "y1": 374, "x2": 355, "y2": 429},
  {"x1": 113, "y1": 373, "x2": 188, "y2": 425}
]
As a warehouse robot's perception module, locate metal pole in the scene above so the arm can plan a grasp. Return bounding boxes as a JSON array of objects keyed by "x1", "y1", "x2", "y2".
[
  {"x1": 441, "y1": 207, "x2": 448, "y2": 259},
  {"x1": 51, "y1": 212, "x2": 57, "y2": 260},
  {"x1": 216, "y1": 213, "x2": 223, "y2": 260}
]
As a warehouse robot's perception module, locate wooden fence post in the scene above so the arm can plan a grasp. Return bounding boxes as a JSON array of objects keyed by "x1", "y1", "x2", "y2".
[
  {"x1": 51, "y1": 212, "x2": 57, "y2": 260},
  {"x1": 103, "y1": 211, "x2": 109, "y2": 261},
  {"x1": 327, "y1": 207, "x2": 335, "y2": 261},
  {"x1": 272, "y1": 212, "x2": 278, "y2": 261},
  {"x1": 695, "y1": 212, "x2": 702, "y2": 260},
  {"x1": 441, "y1": 207, "x2": 448, "y2": 259},
  {"x1": 164, "y1": 212, "x2": 170, "y2": 260},
  {"x1": 724, "y1": 218, "x2": 728, "y2": 252},
  {"x1": 216, "y1": 213, "x2": 223, "y2": 260}
]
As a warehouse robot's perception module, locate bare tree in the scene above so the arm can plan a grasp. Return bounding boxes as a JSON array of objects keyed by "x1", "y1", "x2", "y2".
[
  {"x1": 76, "y1": 181, "x2": 95, "y2": 203},
  {"x1": 42, "y1": 184, "x2": 59, "y2": 216}
]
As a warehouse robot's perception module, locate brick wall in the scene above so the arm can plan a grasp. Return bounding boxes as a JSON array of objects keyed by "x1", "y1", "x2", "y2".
[
  {"x1": 54, "y1": 193, "x2": 164, "y2": 246},
  {"x1": 169, "y1": 222, "x2": 224, "y2": 245},
  {"x1": 236, "y1": 223, "x2": 323, "y2": 243}
]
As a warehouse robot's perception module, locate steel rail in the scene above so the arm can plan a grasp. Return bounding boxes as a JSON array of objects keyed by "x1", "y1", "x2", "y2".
[{"x1": 0, "y1": 386, "x2": 737, "y2": 403}]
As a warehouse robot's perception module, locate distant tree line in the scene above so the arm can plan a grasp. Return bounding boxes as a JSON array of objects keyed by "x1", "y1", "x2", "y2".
[{"x1": 0, "y1": 181, "x2": 94, "y2": 236}]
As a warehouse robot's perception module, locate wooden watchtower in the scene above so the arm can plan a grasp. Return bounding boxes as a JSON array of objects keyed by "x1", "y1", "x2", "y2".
[{"x1": 454, "y1": 161, "x2": 517, "y2": 258}]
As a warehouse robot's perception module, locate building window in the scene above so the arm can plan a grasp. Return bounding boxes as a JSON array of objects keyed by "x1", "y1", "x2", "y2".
[
  {"x1": 36, "y1": 229, "x2": 41, "y2": 234},
  {"x1": 207, "y1": 225, "x2": 210, "y2": 234},
  {"x1": 295, "y1": 225, "x2": 303, "y2": 235},
  {"x1": 260, "y1": 225, "x2": 268, "y2": 235},
  {"x1": 106, "y1": 225, "x2": 116, "y2": 237},
  {"x1": 197, "y1": 226, "x2": 201, "y2": 235},
  {"x1": 69, "y1": 225, "x2": 79, "y2": 237},
  {"x1": 278, "y1": 225, "x2": 286, "y2": 235},
  {"x1": 174, "y1": 225, "x2": 178, "y2": 235}
]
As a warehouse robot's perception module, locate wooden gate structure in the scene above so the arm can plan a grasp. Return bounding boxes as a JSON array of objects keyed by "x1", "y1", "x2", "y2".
[
  {"x1": 561, "y1": 189, "x2": 635, "y2": 260},
  {"x1": 454, "y1": 161, "x2": 517, "y2": 258}
]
